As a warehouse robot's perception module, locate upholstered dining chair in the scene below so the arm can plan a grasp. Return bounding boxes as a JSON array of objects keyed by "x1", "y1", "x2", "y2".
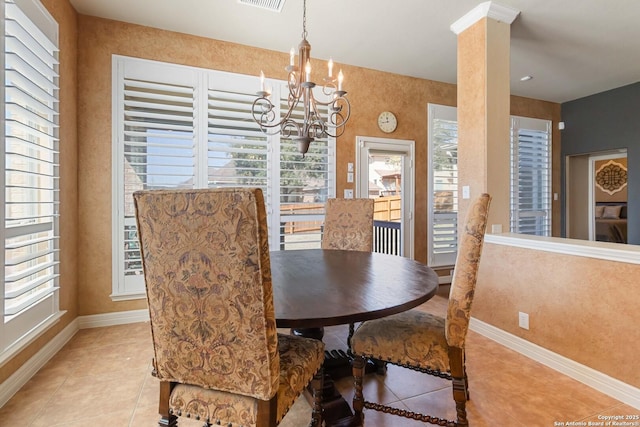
[
  {"x1": 351, "y1": 193, "x2": 491, "y2": 427},
  {"x1": 321, "y1": 197, "x2": 374, "y2": 252},
  {"x1": 134, "y1": 187, "x2": 324, "y2": 427},
  {"x1": 321, "y1": 197, "x2": 375, "y2": 349}
]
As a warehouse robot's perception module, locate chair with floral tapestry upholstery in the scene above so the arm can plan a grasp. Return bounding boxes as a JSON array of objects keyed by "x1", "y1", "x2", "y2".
[
  {"x1": 321, "y1": 197, "x2": 374, "y2": 252},
  {"x1": 351, "y1": 193, "x2": 491, "y2": 427},
  {"x1": 321, "y1": 197, "x2": 374, "y2": 350},
  {"x1": 134, "y1": 188, "x2": 324, "y2": 427}
]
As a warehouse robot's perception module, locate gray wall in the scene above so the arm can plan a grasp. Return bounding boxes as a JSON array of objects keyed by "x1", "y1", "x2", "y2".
[{"x1": 561, "y1": 81, "x2": 640, "y2": 244}]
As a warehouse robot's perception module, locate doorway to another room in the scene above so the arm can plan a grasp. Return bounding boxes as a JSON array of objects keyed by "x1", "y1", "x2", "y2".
[{"x1": 566, "y1": 149, "x2": 628, "y2": 243}]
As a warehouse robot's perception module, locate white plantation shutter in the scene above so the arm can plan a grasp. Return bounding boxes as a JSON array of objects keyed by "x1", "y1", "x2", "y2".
[
  {"x1": 207, "y1": 77, "x2": 269, "y2": 190},
  {"x1": 2, "y1": 0, "x2": 60, "y2": 358},
  {"x1": 113, "y1": 57, "x2": 336, "y2": 298},
  {"x1": 113, "y1": 59, "x2": 197, "y2": 296},
  {"x1": 428, "y1": 104, "x2": 458, "y2": 267},
  {"x1": 510, "y1": 117, "x2": 552, "y2": 236},
  {"x1": 277, "y1": 88, "x2": 335, "y2": 250},
  {"x1": 428, "y1": 106, "x2": 552, "y2": 266}
]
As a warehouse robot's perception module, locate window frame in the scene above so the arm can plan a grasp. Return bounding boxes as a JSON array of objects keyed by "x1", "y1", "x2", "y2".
[
  {"x1": 111, "y1": 56, "x2": 336, "y2": 300},
  {"x1": 510, "y1": 116, "x2": 552, "y2": 236},
  {"x1": 427, "y1": 104, "x2": 552, "y2": 266},
  {"x1": 427, "y1": 103, "x2": 459, "y2": 267},
  {"x1": 1, "y1": 0, "x2": 62, "y2": 364}
]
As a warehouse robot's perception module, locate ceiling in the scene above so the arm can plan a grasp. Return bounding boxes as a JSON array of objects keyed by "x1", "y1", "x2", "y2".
[{"x1": 68, "y1": 0, "x2": 640, "y2": 103}]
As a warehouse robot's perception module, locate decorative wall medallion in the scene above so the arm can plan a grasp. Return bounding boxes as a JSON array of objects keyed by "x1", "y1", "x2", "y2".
[{"x1": 595, "y1": 160, "x2": 627, "y2": 195}]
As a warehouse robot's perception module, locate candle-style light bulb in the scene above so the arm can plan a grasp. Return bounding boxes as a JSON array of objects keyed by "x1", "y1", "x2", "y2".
[
  {"x1": 328, "y1": 58, "x2": 333, "y2": 78},
  {"x1": 289, "y1": 48, "x2": 295, "y2": 66},
  {"x1": 305, "y1": 60, "x2": 311, "y2": 82},
  {"x1": 338, "y1": 69, "x2": 344, "y2": 91},
  {"x1": 260, "y1": 70, "x2": 265, "y2": 92}
]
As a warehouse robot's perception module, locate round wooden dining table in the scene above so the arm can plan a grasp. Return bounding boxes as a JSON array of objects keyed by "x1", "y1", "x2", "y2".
[{"x1": 270, "y1": 248, "x2": 439, "y2": 427}]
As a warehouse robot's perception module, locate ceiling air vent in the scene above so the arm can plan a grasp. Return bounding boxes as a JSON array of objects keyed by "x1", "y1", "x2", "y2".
[{"x1": 238, "y1": 0, "x2": 286, "y2": 13}]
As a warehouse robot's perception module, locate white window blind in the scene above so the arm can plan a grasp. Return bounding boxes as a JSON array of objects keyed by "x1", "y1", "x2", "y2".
[
  {"x1": 113, "y1": 56, "x2": 335, "y2": 298},
  {"x1": 510, "y1": 117, "x2": 552, "y2": 236},
  {"x1": 2, "y1": 0, "x2": 60, "y2": 358},
  {"x1": 428, "y1": 106, "x2": 552, "y2": 265},
  {"x1": 427, "y1": 104, "x2": 458, "y2": 267},
  {"x1": 276, "y1": 89, "x2": 334, "y2": 250}
]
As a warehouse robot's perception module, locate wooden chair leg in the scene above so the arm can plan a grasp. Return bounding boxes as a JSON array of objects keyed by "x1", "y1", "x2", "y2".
[
  {"x1": 352, "y1": 355, "x2": 366, "y2": 423},
  {"x1": 310, "y1": 368, "x2": 324, "y2": 427},
  {"x1": 256, "y1": 397, "x2": 278, "y2": 427},
  {"x1": 449, "y1": 347, "x2": 469, "y2": 427},
  {"x1": 158, "y1": 381, "x2": 178, "y2": 427},
  {"x1": 347, "y1": 322, "x2": 355, "y2": 353}
]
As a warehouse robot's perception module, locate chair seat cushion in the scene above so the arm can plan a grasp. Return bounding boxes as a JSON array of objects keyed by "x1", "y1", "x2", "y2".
[
  {"x1": 351, "y1": 309, "x2": 450, "y2": 372},
  {"x1": 168, "y1": 333, "x2": 324, "y2": 426}
]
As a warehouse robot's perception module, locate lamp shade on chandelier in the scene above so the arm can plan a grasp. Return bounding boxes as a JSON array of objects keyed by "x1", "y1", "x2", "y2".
[{"x1": 251, "y1": 0, "x2": 351, "y2": 155}]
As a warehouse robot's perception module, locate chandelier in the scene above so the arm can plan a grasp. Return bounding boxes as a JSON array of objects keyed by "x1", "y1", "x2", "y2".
[{"x1": 251, "y1": 0, "x2": 350, "y2": 155}]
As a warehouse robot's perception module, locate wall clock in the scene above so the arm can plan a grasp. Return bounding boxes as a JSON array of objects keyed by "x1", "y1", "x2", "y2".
[{"x1": 377, "y1": 111, "x2": 397, "y2": 133}]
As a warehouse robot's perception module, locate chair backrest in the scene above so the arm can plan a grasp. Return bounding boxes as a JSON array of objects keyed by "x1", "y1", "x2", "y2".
[
  {"x1": 445, "y1": 193, "x2": 491, "y2": 348},
  {"x1": 134, "y1": 188, "x2": 279, "y2": 401},
  {"x1": 321, "y1": 198, "x2": 374, "y2": 252}
]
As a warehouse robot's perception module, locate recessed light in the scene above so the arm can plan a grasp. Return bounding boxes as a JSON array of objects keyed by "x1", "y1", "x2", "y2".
[{"x1": 520, "y1": 75, "x2": 533, "y2": 82}]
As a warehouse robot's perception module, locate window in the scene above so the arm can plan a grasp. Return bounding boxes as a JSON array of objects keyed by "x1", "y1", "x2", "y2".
[
  {"x1": 112, "y1": 56, "x2": 335, "y2": 299},
  {"x1": 510, "y1": 117, "x2": 552, "y2": 236},
  {"x1": 1, "y1": 0, "x2": 60, "y2": 362},
  {"x1": 427, "y1": 105, "x2": 552, "y2": 266},
  {"x1": 427, "y1": 104, "x2": 458, "y2": 267}
]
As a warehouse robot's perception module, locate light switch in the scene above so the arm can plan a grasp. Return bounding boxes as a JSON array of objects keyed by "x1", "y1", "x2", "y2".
[
  {"x1": 462, "y1": 185, "x2": 470, "y2": 199},
  {"x1": 347, "y1": 162, "x2": 354, "y2": 172}
]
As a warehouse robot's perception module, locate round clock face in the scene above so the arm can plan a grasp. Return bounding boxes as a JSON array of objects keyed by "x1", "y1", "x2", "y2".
[{"x1": 378, "y1": 111, "x2": 397, "y2": 133}]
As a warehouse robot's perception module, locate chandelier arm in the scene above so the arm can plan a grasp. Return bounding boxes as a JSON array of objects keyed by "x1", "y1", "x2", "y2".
[
  {"x1": 322, "y1": 100, "x2": 351, "y2": 138},
  {"x1": 287, "y1": 69, "x2": 302, "y2": 99},
  {"x1": 308, "y1": 119, "x2": 327, "y2": 139},
  {"x1": 281, "y1": 117, "x2": 302, "y2": 139},
  {"x1": 251, "y1": 96, "x2": 298, "y2": 134}
]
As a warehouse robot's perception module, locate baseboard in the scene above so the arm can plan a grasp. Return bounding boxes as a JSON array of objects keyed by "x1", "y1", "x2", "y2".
[
  {"x1": 438, "y1": 275, "x2": 452, "y2": 285},
  {"x1": 77, "y1": 309, "x2": 149, "y2": 329},
  {"x1": 0, "y1": 319, "x2": 79, "y2": 408},
  {"x1": 470, "y1": 317, "x2": 640, "y2": 410}
]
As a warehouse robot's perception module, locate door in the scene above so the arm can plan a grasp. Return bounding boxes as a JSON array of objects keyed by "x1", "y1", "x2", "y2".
[{"x1": 355, "y1": 136, "x2": 415, "y2": 259}]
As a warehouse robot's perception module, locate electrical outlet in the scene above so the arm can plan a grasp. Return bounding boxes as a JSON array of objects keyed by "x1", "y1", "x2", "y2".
[
  {"x1": 518, "y1": 312, "x2": 529, "y2": 330},
  {"x1": 344, "y1": 189, "x2": 354, "y2": 199},
  {"x1": 347, "y1": 172, "x2": 354, "y2": 183}
]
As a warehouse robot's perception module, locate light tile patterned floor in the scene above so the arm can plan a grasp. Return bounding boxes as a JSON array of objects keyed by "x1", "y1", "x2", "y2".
[{"x1": 1, "y1": 288, "x2": 636, "y2": 426}]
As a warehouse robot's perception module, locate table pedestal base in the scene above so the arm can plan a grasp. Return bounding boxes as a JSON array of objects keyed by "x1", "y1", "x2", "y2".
[{"x1": 292, "y1": 327, "x2": 362, "y2": 427}]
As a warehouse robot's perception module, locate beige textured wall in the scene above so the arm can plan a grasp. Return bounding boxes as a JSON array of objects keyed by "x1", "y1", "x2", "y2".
[
  {"x1": 474, "y1": 243, "x2": 640, "y2": 388},
  {"x1": 75, "y1": 16, "x2": 560, "y2": 315},
  {"x1": 75, "y1": 15, "x2": 462, "y2": 316},
  {"x1": 0, "y1": 0, "x2": 78, "y2": 384}
]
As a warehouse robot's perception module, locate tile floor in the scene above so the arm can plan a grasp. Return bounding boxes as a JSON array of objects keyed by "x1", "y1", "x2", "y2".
[{"x1": 1, "y1": 287, "x2": 637, "y2": 427}]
